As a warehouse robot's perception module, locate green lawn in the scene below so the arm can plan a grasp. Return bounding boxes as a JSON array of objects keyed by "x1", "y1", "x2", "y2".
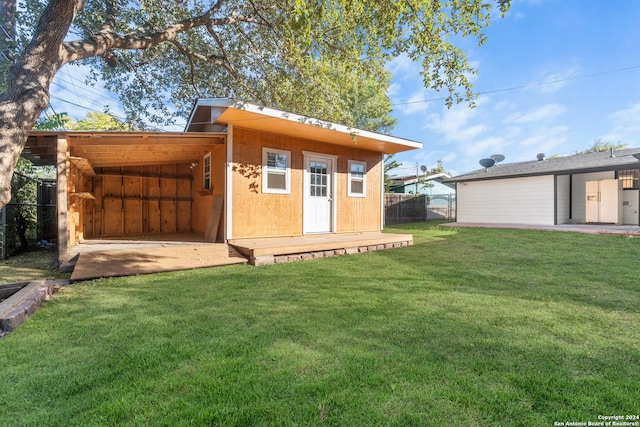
[
  {"x1": 0, "y1": 250, "x2": 67, "y2": 283},
  {"x1": 1, "y1": 223, "x2": 638, "y2": 426}
]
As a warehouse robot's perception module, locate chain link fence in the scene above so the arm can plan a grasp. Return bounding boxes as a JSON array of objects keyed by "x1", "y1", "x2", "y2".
[
  {"x1": 384, "y1": 193, "x2": 456, "y2": 226},
  {"x1": 1, "y1": 177, "x2": 56, "y2": 259}
]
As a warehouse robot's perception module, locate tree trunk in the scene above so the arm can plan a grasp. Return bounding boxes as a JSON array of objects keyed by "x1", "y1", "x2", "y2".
[{"x1": 0, "y1": 0, "x2": 80, "y2": 208}]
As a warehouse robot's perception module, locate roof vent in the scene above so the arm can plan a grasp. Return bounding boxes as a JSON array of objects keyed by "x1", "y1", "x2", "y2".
[
  {"x1": 536, "y1": 153, "x2": 545, "y2": 161},
  {"x1": 609, "y1": 148, "x2": 615, "y2": 158}
]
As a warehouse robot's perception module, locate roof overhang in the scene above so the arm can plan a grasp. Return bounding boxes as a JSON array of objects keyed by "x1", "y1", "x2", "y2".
[
  {"x1": 25, "y1": 131, "x2": 226, "y2": 168},
  {"x1": 446, "y1": 150, "x2": 640, "y2": 183},
  {"x1": 186, "y1": 98, "x2": 423, "y2": 154}
]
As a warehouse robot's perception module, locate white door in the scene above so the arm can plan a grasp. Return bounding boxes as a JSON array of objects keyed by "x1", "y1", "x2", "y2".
[
  {"x1": 585, "y1": 180, "x2": 600, "y2": 223},
  {"x1": 304, "y1": 156, "x2": 333, "y2": 233},
  {"x1": 599, "y1": 179, "x2": 620, "y2": 223}
]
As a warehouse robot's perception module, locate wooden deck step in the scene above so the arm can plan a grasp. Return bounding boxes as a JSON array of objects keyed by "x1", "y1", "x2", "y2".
[
  {"x1": 230, "y1": 232, "x2": 413, "y2": 257},
  {"x1": 229, "y1": 232, "x2": 413, "y2": 266},
  {"x1": 70, "y1": 244, "x2": 247, "y2": 282}
]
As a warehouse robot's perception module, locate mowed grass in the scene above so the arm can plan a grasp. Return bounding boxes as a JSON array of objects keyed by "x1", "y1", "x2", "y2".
[
  {"x1": 0, "y1": 223, "x2": 638, "y2": 426},
  {"x1": 0, "y1": 250, "x2": 68, "y2": 283}
]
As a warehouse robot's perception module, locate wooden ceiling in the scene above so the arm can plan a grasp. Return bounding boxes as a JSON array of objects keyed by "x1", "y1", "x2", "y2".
[{"x1": 25, "y1": 132, "x2": 226, "y2": 168}]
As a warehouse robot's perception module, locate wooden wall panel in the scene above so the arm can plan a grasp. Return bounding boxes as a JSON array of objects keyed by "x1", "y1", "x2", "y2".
[
  {"x1": 192, "y1": 145, "x2": 226, "y2": 236},
  {"x1": 147, "y1": 200, "x2": 160, "y2": 233},
  {"x1": 160, "y1": 200, "x2": 176, "y2": 233},
  {"x1": 103, "y1": 198, "x2": 123, "y2": 235},
  {"x1": 90, "y1": 174, "x2": 103, "y2": 236},
  {"x1": 335, "y1": 153, "x2": 383, "y2": 233},
  {"x1": 177, "y1": 177, "x2": 191, "y2": 232},
  {"x1": 81, "y1": 164, "x2": 196, "y2": 238},
  {"x1": 230, "y1": 128, "x2": 383, "y2": 239}
]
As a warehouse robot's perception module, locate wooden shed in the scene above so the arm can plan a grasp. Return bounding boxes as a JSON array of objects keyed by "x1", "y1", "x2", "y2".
[{"x1": 23, "y1": 98, "x2": 423, "y2": 275}]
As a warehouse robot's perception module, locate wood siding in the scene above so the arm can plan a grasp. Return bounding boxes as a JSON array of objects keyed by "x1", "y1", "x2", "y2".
[
  {"x1": 191, "y1": 145, "x2": 226, "y2": 237},
  {"x1": 230, "y1": 128, "x2": 382, "y2": 239},
  {"x1": 457, "y1": 175, "x2": 555, "y2": 225}
]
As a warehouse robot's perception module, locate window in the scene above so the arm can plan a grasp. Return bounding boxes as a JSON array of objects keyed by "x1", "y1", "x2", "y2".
[
  {"x1": 348, "y1": 160, "x2": 366, "y2": 197},
  {"x1": 262, "y1": 148, "x2": 291, "y2": 194},
  {"x1": 619, "y1": 169, "x2": 639, "y2": 190},
  {"x1": 203, "y1": 152, "x2": 211, "y2": 190},
  {"x1": 309, "y1": 161, "x2": 328, "y2": 197}
]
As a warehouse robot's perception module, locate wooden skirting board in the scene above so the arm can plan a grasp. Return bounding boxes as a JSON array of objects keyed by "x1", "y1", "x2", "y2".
[{"x1": 229, "y1": 232, "x2": 414, "y2": 265}]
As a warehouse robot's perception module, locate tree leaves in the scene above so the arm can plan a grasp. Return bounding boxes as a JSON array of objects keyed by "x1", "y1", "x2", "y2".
[{"x1": 40, "y1": 0, "x2": 509, "y2": 129}]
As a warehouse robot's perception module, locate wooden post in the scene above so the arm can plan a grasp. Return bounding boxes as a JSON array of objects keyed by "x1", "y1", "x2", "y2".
[
  {"x1": 174, "y1": 164, "x2": 178, "y2": 232},
  {"x1": 56, "y1": 136, "x2": 68, "y2": 255},
  {"x1": 120, "y1": 171, "x2": 124, "y2": 235}
]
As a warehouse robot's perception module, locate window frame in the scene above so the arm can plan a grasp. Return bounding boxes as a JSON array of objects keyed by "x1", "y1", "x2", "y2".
[
  {"x1": 347, "y1": 160, "x2": 367, "y2": 198},
  {"x1": 618, "y1": 169, "x2": 639, "y2": 190},
  {"x1": 203, "y1": 152, "x2": 212, "y2": 190},
  {"x1": 262, "y1": 147, "x2": 291, "y2": 194}
]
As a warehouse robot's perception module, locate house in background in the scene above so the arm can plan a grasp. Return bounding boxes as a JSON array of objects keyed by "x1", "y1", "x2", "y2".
[
  {"x1": 446, "y1": 149, "x2": 640, "y2": 226},
  {"x1": 389, "y1": 173, "x2": 455, "y2": 196},
  {"x1": 22, "y1": 98, "x2": 423, "y2": 275}
]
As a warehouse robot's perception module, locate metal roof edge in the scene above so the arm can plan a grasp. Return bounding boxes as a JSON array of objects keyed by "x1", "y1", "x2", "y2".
[
  {"x1": 446, "y1": 163, "x2": 640, "y2": 183},
  {"x1": 190, "y1": 97, "x2": 423, "y2": 151}
]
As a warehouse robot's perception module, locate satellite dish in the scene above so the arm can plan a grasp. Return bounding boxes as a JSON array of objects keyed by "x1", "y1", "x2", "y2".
[
  {"x1": 420, "y1": 165, "x2": 428, "y2": 173},
  {"x1": 479, "y1": 158, "x2": 496, "y2": 169},
  {"x1": 633, "y1": 153, "x2": 640, "y2": 161},
  {"x1": 490, "y1": 154, "x2": 505, "y2": 164}
]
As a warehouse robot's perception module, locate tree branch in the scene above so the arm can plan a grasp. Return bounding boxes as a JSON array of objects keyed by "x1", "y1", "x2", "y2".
[{"x1": 60, "y1": 0, "x2": 258, "y2": 65}]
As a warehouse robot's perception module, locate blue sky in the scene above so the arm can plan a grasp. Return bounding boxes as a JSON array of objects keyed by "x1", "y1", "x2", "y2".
[
  {"x1": 49, "y1": 0, "x2": 640, "y2": 177},
  {"x1": 387, "y1": 0, "x2": 640, "y2": 177}
]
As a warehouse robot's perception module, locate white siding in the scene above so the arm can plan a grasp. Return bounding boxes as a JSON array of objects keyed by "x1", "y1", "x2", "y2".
[
  {"x1": 457, "y1": 175, "x2": 555, "y2": 225},
  {"x1": 571, "y1": 171, "x2": 614, "y2": 223},
  {"x1": 622, "y1": 190, "x2": 640, "y2": 225},
  {"x1": 556, "y1": 175, "x2": 571, "y2": 224}
]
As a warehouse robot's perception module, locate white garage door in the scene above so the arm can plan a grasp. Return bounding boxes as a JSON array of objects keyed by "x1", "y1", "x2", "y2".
[{"x1": 456, "y1": 175, "x2": 555, "y2": 225}]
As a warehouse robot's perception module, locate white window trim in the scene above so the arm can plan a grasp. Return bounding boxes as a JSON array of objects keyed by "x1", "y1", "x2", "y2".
[
  {"x1": 203, "y1": 152, "x2": 212, "y2": 190},
  {"x1": 348, "y1": 160, "x2": 367, "y2": 197},
  {"x1": 262, "y1": 147, "x2": 291, "y2": 194}
]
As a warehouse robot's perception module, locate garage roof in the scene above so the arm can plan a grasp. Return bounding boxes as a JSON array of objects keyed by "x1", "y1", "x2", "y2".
[
  {"x1": 447, "y1": 148, "x2": 640, "y2": 183},
  {"x1": 185, "y1": 98, "x2": 423, "y2": 154}
]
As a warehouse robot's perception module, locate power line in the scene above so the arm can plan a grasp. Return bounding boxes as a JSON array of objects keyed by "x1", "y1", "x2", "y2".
[
  {"x1": 391, "y1": 64, "x2": 640, "y2": 107},
  {"x1": 54, "y1": 72, "x2": 123, "y2": 104}
]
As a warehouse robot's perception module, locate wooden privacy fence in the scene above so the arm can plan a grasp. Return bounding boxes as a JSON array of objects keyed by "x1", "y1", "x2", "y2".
[{"x1": 384, "y1": 193, "x2": 456, "y2": 225}]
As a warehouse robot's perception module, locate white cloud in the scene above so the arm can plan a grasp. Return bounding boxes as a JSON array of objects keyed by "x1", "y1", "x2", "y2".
[
  {"x1": 386, "y1": 54, "x2": 420, "y2": 81},
  {"x1": 394, "y1": 88, "x2": 433, "y2": 115},
  {"x1": 514, "y1": 125, "x2": 570, "y2": 160},
  {"x1": 610, "y1": 103, "x2": 640, "y2": 133},
  {"x1": 527, "y1": 67, "x2": 580, "y2": 94},
  {"x1": 601, "y1": 103, "x2": 640, "y2": 145},
  {"x1": 505, "y1": 103, "x2": 566, "y2": 124},
  {"x1": 493, "y1": 100, "x2": 513, "y2": 111},
  {"x1": 426, "y1": 103, "x2": 488, "y2": 142}
]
